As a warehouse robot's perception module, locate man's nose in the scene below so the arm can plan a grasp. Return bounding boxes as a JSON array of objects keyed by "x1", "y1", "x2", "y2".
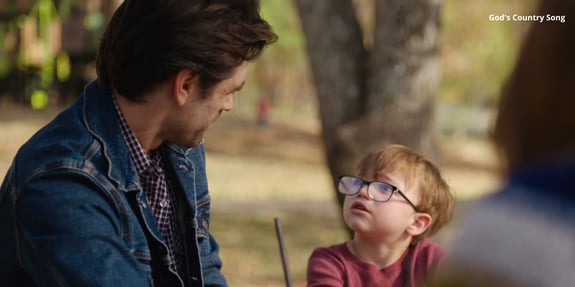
[{"x1": 223, "y1": 95, "x2": 234, "y2": 111}]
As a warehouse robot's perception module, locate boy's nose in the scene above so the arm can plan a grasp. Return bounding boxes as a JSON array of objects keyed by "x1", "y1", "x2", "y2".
[{"x1": 357, "y1": 185, "x2": 371, "y2": 200}]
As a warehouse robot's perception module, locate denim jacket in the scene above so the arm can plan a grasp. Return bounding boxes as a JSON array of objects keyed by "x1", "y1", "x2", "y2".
[{"x1": 0, "y1": 81, "x2": 227, "y2": 287}]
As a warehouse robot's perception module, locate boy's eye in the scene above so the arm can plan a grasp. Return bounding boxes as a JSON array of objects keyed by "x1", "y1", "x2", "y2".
[{"x1": 372, "y1": 182, "x2": 395, "y2": 193}]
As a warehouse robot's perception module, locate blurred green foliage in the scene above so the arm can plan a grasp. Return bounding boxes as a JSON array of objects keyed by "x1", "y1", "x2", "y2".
[
  {"x1": 441, "y1": 0, "x2": 537, "y2": 106},
  {"x1": 237, "y1": 0, "x2": 316, "y2": 121},
  {"x1": 260, "y1": 0, "x2": 305, "y2": 63}
]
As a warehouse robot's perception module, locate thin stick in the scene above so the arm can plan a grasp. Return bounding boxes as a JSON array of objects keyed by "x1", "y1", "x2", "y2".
[{"x1": 274, "y1": 217, "x2": 292, "y2": 287}]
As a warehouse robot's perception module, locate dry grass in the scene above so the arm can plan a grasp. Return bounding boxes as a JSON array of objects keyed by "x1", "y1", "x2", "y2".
[{"x1": 212, "y1": 210, "x2": 347, "y2": 287}]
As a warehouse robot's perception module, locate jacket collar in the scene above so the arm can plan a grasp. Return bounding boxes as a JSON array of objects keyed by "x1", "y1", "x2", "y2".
[
  {"x1": 81, "y1": 81, "x2": 141, "y2": 192},
  {"x1": 79, "y1": 81, "x2": 201, "y2": 191}
]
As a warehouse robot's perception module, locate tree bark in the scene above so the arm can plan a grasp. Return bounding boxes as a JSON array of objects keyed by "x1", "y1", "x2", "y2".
[
  {"x1": 365, "y1": 0, "x2": 441, "y2": 157},
  {"x1": 294, "y1": 0, "x2": 367, "y2": 209},
  {"x1": 294, "y1": 0, "x2": 442, "y2": 234}
]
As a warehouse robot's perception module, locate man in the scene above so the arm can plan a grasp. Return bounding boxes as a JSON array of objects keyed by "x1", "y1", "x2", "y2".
[{"x1": 0, "y1": 0, "x2": 276, "y2": 286}]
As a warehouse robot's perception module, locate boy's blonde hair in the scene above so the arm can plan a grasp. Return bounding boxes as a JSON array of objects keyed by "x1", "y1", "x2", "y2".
[{"x1": 356, "y1": 144, "x2": 454, "y2": 244}]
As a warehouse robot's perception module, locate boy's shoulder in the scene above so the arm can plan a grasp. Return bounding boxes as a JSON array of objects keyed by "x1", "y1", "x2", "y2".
[
  {"x1": 409, "y1": 238, "x2": 448, "y2": 269},
  {"x1": 311, "y1": 239, "x2": 446, "y2": 262},
  {"x1": 311, "y1": 242, "x2": 350, "y2": 259},
  {"x1": 414, "y1": 238, "x2": 446, "y2": 252}
]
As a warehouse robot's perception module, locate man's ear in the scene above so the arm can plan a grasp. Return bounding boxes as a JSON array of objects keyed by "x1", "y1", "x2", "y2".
[
  {"x1": 173, "y1": 69, "x2": 200, "y2": 106},
  {"x1": 406, "y1": 213, "x2": 432, "y2": 236}
]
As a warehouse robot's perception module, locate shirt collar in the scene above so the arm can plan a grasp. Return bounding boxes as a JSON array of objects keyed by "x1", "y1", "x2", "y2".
[{"x1": 112, "y1": 94, "x2": 157, "y2": 176}]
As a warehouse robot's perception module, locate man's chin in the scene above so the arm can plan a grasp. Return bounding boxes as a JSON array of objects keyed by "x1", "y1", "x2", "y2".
[
  {"x1": 187, "y1": 137, "x2": 204, "y2": 147},
  {"x1": 170, "y1": 135, "x2": 204, "y2": 148}
]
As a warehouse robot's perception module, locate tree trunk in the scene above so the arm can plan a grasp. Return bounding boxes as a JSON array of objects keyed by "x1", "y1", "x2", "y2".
[
  {"x1": 364, "y1": 0, "x2": 441, "y2": 157},
  {"x1": 293, "y1": 0, "x2": 367, "y2": 213},
  {"x1": 294, "y1": 0, "x2": 442, "y2": 234}
]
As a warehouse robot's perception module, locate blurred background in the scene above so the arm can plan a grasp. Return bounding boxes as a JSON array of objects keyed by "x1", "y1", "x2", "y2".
[{"x1": 0, "y1": 0, "x2": 537, "y2": 286}]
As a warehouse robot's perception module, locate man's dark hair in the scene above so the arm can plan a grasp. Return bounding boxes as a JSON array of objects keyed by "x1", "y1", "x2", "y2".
[{"x1": 96, "y1": 0, "x2": 277, "y2": 101}]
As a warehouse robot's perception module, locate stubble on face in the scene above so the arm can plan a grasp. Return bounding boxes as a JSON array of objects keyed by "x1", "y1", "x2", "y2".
[{"x1": 171, "y1": 64, "x2": 247, "y2": 148}]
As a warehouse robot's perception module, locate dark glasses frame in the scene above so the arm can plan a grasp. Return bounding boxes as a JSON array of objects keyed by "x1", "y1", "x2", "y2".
[{"x1": 338, "y1": 175, "x2": 419, "y2": 212}]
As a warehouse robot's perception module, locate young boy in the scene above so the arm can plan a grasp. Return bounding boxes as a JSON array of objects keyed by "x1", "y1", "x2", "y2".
[{"x1": 307, "y1": 144, "x2": 455, "y2": 287}]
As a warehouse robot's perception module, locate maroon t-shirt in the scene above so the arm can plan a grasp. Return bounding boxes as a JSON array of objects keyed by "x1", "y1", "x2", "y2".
[{"x1": 307, "y1": 238, "x2": 446, "y2": 287}]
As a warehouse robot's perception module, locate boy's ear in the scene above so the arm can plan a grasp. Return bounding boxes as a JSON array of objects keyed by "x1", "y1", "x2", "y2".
[
  {"x1": 173, "y1": 69, "x2": 200, "y2": 106},
  {"x1": 406, "y1": 213, "x2": 432, "y2": 236}
]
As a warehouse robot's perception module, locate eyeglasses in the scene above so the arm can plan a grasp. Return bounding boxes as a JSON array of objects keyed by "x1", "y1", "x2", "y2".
[{"x1": 338, "y1": 175, "x2": 419, "y2": 212}]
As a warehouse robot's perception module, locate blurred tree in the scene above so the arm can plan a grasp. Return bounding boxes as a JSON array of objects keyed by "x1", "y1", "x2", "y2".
[{"x1": 295, "y1": 0, "x2": 442, "y2": 231}]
